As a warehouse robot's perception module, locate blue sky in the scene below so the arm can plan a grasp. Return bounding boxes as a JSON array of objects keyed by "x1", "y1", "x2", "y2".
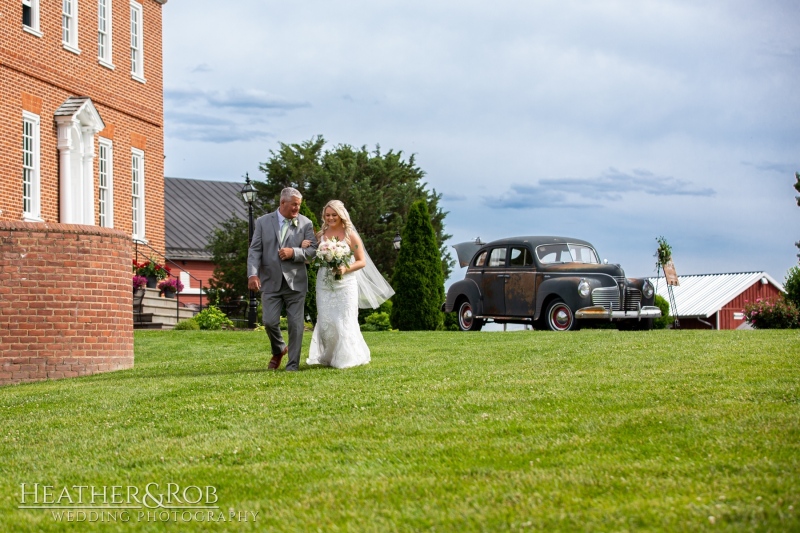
[{"x1": 162, "y1": 0, "x2": 799, "y2": 284}]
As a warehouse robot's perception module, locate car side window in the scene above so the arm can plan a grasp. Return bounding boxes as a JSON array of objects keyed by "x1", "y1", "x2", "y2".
[
  {"x1": 474, "y1": 251, "x2": 488, "y2": 267},
  {"x1": 488, "y1": 248, "x2": 507, "y2": 267},
  {"x1": 509, "y1": 246, "x2": 533, "y2": 267}
]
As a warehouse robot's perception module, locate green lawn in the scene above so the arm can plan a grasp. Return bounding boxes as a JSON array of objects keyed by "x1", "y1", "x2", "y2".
[{"x1": 1, "y1": 330, "x2": 799, "y2": 532}]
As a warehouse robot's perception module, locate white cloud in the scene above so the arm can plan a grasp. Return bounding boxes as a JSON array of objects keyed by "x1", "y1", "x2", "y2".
[{"x1": 162, "y1": 0, "x2": 800, "y2": 281}]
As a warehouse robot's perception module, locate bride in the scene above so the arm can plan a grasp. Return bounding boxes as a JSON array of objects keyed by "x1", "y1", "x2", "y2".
[{"x1": 305, "y1": 200, "x2": 394, "y2": 369}]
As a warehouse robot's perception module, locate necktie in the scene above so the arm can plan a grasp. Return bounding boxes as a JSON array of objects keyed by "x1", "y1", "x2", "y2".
[{"x1": 280, "y1": 218, "x2": 291, "y2": 243}]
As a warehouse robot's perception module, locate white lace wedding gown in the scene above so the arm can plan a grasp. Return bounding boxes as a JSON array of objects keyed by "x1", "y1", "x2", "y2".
[{"x1": 307, "y1": 267, "x2": 371, "y2": 369}]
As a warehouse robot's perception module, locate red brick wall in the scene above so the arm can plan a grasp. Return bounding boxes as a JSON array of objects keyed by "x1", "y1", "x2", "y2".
[
  {"x1": 0, "y1": 0, "x2": 166, "y2": 255},
  {"x1": 0, "y1": 221, "x2": 134, "y2": 386}
]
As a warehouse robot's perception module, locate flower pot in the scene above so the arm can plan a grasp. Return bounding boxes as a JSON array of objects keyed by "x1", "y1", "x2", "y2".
[
  {"x1": 162, "y1": 288, "x2": 177, "y2": 299},
  {"x1": 146, "y1": 275, "x2": 158, "y2": 289}
]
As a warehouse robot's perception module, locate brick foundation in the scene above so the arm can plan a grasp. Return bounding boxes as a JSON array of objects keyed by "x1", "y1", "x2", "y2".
[{"x1": 0, "y1": 222, "x2": 133, "y2": 385}]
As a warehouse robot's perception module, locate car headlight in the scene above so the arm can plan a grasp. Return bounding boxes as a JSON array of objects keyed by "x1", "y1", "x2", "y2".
[
  {"x1": 643, "y1": 280, "x2": 654, "y2": 299},
  {"x1": 578, "y1": 279, "x2": 591, "y2": 298}
]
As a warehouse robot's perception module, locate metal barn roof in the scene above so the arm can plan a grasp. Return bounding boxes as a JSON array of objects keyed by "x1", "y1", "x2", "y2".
[
  {"x1": 164, "y1": 177, "x2": 247, "y2": 261},
  {"x1": 647, "y1": 271, "x2": 784, "y2": 318}
]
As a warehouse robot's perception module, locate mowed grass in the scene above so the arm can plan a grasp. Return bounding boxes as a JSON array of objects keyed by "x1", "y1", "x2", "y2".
[{"x1": 1, "y1": 329, "x2": 799, "y2": 532}]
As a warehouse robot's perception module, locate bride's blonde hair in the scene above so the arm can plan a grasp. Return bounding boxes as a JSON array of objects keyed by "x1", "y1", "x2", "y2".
[{"x1": 319, "y1": 200, "x2": 354, "y2": 239}]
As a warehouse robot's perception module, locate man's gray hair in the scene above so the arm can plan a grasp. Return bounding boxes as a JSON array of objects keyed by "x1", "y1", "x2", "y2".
[{"x1": 280, "y1": 187, "x2": 303, "y2": 202}]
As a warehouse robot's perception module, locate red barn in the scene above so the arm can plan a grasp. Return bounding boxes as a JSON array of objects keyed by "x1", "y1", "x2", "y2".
[{"x1": 649, "y1": 272, "x2": 785, "y2": 330}]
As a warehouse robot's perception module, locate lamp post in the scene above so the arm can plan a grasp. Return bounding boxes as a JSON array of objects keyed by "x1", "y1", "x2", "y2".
[
  {"x1": 240, "y1": 173, "x2": 258, "y2": 329},
  {"x1": 392, "y1": 231, "x2": 402, "y2": 251}
]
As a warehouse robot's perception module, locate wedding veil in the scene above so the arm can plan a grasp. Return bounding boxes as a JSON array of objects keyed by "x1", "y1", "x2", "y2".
[{"x1": 351, "y1": 230, "x2": 395, "y2": 309}]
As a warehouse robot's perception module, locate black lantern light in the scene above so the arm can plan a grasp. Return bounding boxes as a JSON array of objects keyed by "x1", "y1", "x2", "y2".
[{"x1": 240, "y1": 173, "x2": 258, "y2": 329}]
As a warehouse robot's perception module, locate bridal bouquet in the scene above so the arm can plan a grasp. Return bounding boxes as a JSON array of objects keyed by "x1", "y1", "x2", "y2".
[{"x1": 313, "y1": 238, "x2": 354, "y2": 284}]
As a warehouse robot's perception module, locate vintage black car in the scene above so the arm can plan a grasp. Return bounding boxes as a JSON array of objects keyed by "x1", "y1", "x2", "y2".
[{"x1": 444, "y1": 236, "x2": 661, "y2": 331}]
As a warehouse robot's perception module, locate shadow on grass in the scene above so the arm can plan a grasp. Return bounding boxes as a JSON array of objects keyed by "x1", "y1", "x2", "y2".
[{"x1": 88, "y1": 362, "x2": 334, "y2": 382}]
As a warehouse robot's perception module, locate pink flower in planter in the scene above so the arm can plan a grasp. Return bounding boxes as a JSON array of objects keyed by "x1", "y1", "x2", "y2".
[{"x1": 157, "y1": 278, "x2": 184, "y2": 293}]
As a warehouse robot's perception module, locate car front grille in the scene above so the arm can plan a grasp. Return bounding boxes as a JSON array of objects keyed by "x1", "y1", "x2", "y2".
[
  {"x1": 625, "y1": 288, "x2": 643, "y2": 311},
  {"x1": 593, "y1": 284, "x2": 643, "y2": 312},
  {"x1": 592, "y1": 287, "x2": 620, "y2": 310}
]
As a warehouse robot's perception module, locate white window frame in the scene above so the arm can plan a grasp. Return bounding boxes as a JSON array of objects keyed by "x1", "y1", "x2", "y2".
[
  {"x1": 130, "y1": 1, "x2": 145, "y2": 82},
  {"x1": 98, "y1": 138, "x2": 114, "y2": 228},
  {"x1": 131, "y1": 148, "x2": 145, "y2": 240},
  {"x1": 23, "y1": 0, "x2": 42, "y2": 37},
  {"x1": 98, "y1": 0, "x2": 114, "y2": 69},
  {"x1": 62, "y1": 0, "x2": 80, "y2": 54},
  {"x1": 22, "y1": 111, "x2": 42, "y2": 222}
]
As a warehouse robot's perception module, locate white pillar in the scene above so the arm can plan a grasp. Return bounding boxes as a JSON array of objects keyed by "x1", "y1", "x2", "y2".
[
  {"x1": 56, "y1": 120, "x2": 75, "y2": 224},
  {"x1": 81, "y1": 127, "x2": 96, "y2": 225}
]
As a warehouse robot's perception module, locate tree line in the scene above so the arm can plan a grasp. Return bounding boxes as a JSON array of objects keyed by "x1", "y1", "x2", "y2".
[{"x1": 206, "y1": 136, "x2": 452, "y2": 330}]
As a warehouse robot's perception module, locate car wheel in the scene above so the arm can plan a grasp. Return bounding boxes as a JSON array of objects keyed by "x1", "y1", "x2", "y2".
[
  {"x1": 545, "y1": 299, "x2": 575, "y2": 331},
  {"x1": 458, "y1": 300, "x2": 483, "y2": 331}
]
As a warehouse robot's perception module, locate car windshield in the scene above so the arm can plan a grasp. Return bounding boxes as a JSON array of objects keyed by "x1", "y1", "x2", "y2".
[{"x1": 536, "y1": 243, "x2": 599, "y2": 264}]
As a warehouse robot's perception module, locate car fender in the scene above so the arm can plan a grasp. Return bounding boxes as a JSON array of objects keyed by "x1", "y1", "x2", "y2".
[
  {"x1": 445, "y1": 279, "x2": 482, "y2": 314},
  {"x1": 534, "y1": 276, "x2": 586, "y2": 320}
]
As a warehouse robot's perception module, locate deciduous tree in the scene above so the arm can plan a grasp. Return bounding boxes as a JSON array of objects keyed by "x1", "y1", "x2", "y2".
[
  {"x1": 300, "y1": 200, "x2": 319, "y2": 323},
  {"x1": 206, "y1": 216, "x2": 250, "y2": 309},
  {"x1": 794, "y1": 172, "x2": 800, "y2": 260},
  {"x1": 255, "y1": 136, "x2": 453, "y2": 282}
]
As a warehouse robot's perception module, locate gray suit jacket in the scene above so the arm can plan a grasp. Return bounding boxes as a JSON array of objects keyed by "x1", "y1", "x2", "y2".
[{"x1": 247, "y1": 212, "x2": 317, "y2": 294}]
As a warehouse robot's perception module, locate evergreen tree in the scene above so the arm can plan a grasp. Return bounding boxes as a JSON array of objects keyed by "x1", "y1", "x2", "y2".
[{"x1": 390, "y1": 200, "x2": 444, "y2": 330}]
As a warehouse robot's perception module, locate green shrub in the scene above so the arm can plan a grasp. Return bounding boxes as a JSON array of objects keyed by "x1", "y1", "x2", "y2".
[
  {"x1": 743, "y1": 297, "x2": 800, "y2": 329},
  {"x1": 653, "y1": 295, "x2": 671, "y2": 329},
  {"x1": 361, "y1": 312, "x2": 391, "y2": 332},
  {"x1": 359, "y1": 299, "x2": 393, "y2": 325},
  {"x1": 173, "y1": 318, "x2": 200, "y2": 330},
  {"x1": 194, "y1": 305, "x2": 235, "y2": 330},
  {"x1": 443, "y1": 311, "x2": 459, "y2": 331},
  {"x1": 784, "y1": 265, "x2": 800, "y2": 309}
]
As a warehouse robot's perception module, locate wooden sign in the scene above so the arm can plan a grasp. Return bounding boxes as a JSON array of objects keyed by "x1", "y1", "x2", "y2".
[{"x1": 664, "y1": 259, "x2": 679, "y2": 286}]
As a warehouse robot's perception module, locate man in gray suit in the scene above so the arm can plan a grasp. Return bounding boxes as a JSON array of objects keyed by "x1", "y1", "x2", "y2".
[{"x1": 247, "y1": 187, "x2": 317, "y2": 371}]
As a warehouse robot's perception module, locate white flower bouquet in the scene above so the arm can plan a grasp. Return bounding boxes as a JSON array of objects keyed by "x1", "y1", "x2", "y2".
[{"x1": 313, "y1": 238, "x2": 354, "y2": 284}]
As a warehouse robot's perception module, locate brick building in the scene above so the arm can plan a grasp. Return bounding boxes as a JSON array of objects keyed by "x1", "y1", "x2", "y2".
[
  {"x1": 1, "y1": 0, "x2": 168, "y2": 252},
  {"x1": 0, "y1": 0, "x2": 168, "y2": 385}
]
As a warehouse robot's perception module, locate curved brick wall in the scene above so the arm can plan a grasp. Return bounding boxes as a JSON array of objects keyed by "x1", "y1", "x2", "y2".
[{"x1": 0, "y1": 222, "x2": 133, "y2": 385}]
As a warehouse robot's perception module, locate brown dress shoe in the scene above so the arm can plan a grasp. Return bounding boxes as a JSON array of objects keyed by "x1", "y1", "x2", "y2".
[{"x1": 268, "y1": 346, "x2": 288, "y2": 370}]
